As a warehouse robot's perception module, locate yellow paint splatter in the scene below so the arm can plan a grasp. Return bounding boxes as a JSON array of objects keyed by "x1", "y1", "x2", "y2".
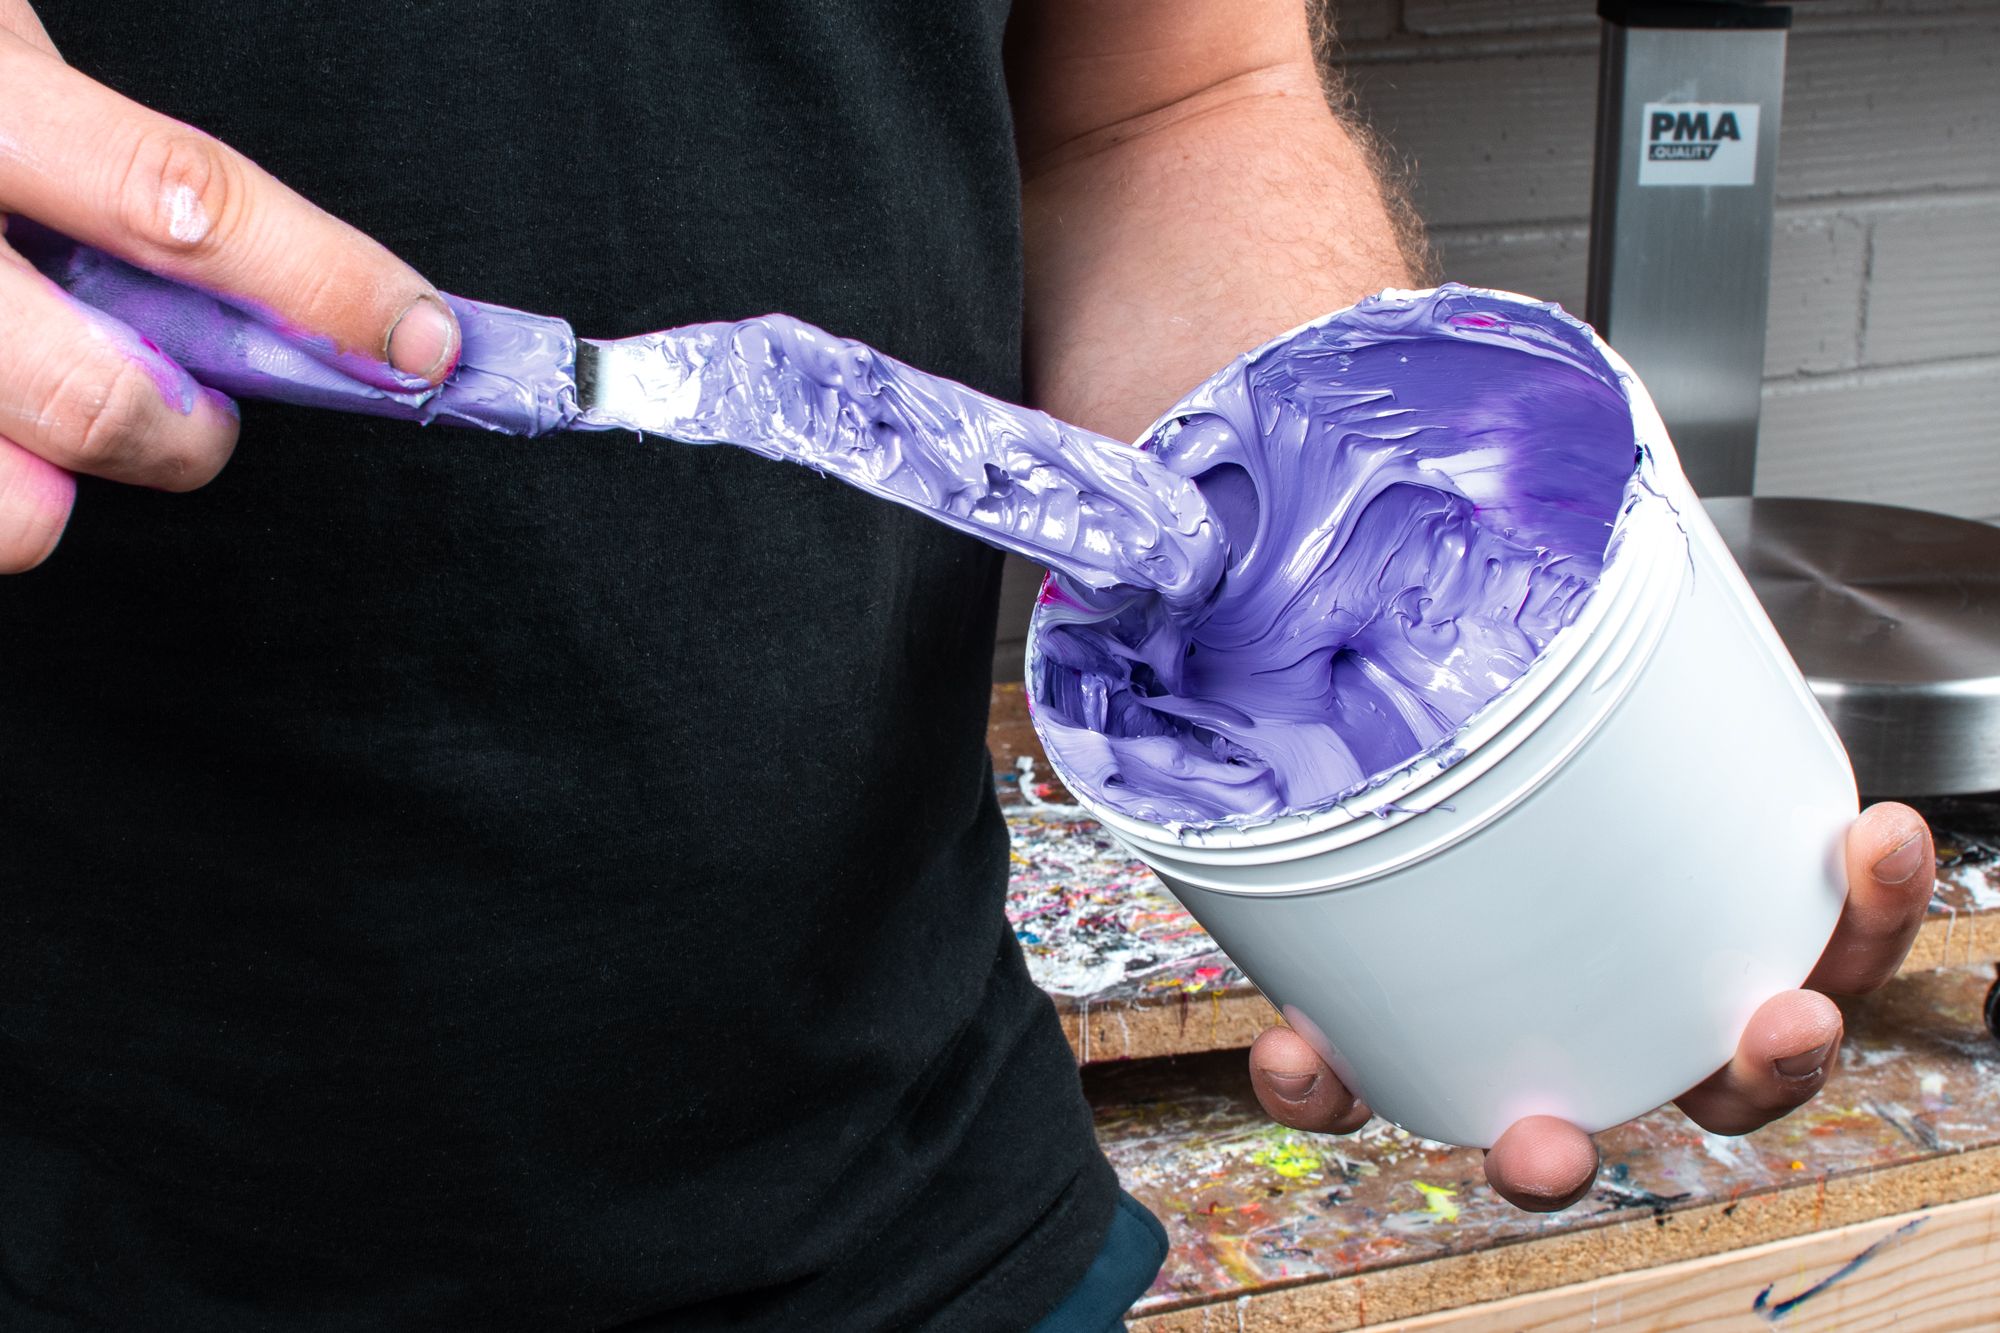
[
  {"x1": 1413, "y1": 1181, "x2": 1460, "y2": 1223},
  {"x1": 1790, "y1": 1160, "x2": 1805, "y2": 1171},
  {"x1": 1252, "y1": 1140, "x2": 1324, "y2": 1180}
]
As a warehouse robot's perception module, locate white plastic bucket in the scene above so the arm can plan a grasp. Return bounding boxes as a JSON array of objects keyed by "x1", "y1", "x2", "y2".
[{"x1": 1025, "y1": 290, "x2": 1855, "y2": 1149}]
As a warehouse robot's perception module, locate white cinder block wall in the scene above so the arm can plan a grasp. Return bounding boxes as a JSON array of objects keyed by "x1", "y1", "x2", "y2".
[
  {"x1": 991, "y1": 0, "x2": 1998, "y2": 679},
  {"x1": 1342, "y1": 0, "x2": 2000, "y2": 519}
]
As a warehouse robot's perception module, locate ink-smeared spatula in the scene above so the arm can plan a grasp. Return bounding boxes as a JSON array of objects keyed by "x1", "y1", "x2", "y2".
[{"x1": 28, "y1": 231, "x2": 1225, "y2": 609}]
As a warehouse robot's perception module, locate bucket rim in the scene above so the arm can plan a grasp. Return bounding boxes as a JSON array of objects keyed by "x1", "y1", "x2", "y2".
[{"x1": 1025, "y1": 285, "x2": 1690, "y2": 858}]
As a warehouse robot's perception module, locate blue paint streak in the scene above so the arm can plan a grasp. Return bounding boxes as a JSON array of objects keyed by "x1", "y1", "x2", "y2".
[{"x1": 1751, "y1": 1215, "x2": 1929, "y2": 1322}]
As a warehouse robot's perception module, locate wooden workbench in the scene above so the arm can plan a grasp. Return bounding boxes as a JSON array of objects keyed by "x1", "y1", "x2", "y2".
[
  {"x1": 992, "y1": 684, "x2": 2000, "y2": 1328},
  {"x1": 1104, "y1": 966, "x2": 2000, "y2": 1329}
]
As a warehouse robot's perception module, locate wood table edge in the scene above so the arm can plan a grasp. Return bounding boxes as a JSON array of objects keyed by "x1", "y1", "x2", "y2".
[
  {"x1": 1061, "y1": 905, "x2": 1998, "y2": 1064},
  {"x1": 1059, "y1": 987, "x2": 1279, "y2": 1064},
  {"x1": 1362, "y1": 1189, "x2": 2000, "y2": 1331},
  {"x1": 1127, "y1": 1143, "x2": 2000, "y2": 1330}
]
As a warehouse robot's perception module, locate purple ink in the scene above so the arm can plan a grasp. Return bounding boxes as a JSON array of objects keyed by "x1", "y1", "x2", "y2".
[
  {"x1": 56, "y1": 287, "x2": 199, "y2": 416},
  {"x1": 31, "y1": 233, "x2": 1224, "y2": 609},
  {"x1": 1028, "y1": 288, "x2": 1641, "y2": 826},
  {"x1": 20, "y1": 227, "x2": 576, "y2": 434},
  {"x1": 33, "y1": 239, "x2": 1641, "y2": 829},
  {"x1": 574, "y1": 317, "x2": 1226, "y2": 610}
]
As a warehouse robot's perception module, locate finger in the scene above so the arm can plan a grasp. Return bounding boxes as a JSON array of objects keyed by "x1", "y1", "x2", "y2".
[
  {"x1": 0, "y1": 0, "x2": 59, "y2": 56},
  {"x1": 0, "y1": 31, "x2": 458, "y2": 383},
  {"x1": 0, "y1": 432, "x2": 74, "y2": 571},
  {"x1": 1248, "y1": 1026, "x2": 1371, "y2": 1134},
  {"x1": 1806, "y1": 803, "x2": 1934, "y2": 996},
  {"x1": 1483, "y1": 1117, "x2": 1599, "y2": 1212},
  {"x1": 0, "y1": 246, "x2": 239, "y2": 489},
  {"x1": 1675, "y1": 989, "x2": 1844, "y2": 1136}
]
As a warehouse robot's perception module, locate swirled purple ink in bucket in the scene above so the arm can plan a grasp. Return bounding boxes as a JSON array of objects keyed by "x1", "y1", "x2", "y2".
[
  {"x1": 1029, "y1": 287, "x2": 1643, "y2": 828},
  {"x1": 1024, "y1": 287, "x2": 1855, "y2": 1148}
]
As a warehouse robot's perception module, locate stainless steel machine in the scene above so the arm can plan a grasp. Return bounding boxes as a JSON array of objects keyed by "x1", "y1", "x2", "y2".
[
  {"x1": 1588, "y1": 0, "x2": 2000, "y2": 799},
  {"x1": 1706, "y1": 497, "x2": 2000, "y2": 797}
]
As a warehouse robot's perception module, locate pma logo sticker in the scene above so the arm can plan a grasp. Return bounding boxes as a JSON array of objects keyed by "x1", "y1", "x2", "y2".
[{"x1": 1637, "y1": 102, "x2": 1760, "y2": 187}]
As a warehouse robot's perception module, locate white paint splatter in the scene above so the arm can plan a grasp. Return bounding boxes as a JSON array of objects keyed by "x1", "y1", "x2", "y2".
[
  {"x1": 1015, "y1": 755, "x2": 1048, "y2": 808},
  {"x1": 1960, "y1": 874, "x2": 2000, "y2": 912},
  {"x1": 1005, "y1": 802, "x2": 1233, "y2": 998},
  {"x1": 1698, "y1": 1130, "x2": 1760, "y2": 1173},
  {"x1": 1841, "y1": 1043, "x2": 1909, "y2": 1071},
  {"x1": 164, "y1": 183, "x2": 209, "y2": 245}
]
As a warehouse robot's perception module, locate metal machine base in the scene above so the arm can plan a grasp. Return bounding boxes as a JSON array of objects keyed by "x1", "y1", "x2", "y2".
[{"x1": 1706, "y1": 497, "x2": 2000, "y2": 797}]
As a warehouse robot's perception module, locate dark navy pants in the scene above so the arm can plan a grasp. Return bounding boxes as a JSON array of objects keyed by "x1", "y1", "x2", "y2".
[{"x1": 1029, "y1": 1191, "x2": 1168, "y2": 1332}]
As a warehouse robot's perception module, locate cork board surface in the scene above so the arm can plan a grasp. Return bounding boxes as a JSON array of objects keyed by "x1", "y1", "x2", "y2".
[{"x1": 1096, "y1": 966, "x2": 2000, "y2": 1327}]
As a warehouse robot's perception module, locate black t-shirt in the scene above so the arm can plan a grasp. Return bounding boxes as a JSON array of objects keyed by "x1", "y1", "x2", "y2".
[{"x1": 0, "y1": 4, "x2": 1116, "y2": 1328}]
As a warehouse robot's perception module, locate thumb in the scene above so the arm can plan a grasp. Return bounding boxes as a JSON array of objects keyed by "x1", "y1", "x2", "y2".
[
  {"x1": 1248, "y1": 1025, "x2": 1372, "y2": 1134},
  {"x1": 0, "y1": 31, "x2": 458, "y2": 384}
]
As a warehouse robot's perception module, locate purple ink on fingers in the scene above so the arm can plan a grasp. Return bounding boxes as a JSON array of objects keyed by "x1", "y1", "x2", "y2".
[
  {"x1": 64, "y1": 296, "x2": 201, "y2": 416},
  {"x1": 1029, "y1": 288, "x2": 1642, "y2": 827},
  {"x1": 21, "y1": 227, "x2": 576, "y2": 436}
]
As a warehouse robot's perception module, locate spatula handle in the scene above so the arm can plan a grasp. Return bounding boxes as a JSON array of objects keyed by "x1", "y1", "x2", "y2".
[{"x1": 19, "y1": 225, "x2": 582, "y2": 436}]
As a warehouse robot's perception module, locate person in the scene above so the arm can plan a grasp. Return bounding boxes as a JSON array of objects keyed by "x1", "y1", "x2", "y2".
[{"x1": 0, "y1": 2, "x2": 1935, "y2": 1328}]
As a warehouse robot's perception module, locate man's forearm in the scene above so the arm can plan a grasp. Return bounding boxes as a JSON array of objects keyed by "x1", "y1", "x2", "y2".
[{"x1": 1010, "y1": 0, "x2": 1425, "y2": 443}]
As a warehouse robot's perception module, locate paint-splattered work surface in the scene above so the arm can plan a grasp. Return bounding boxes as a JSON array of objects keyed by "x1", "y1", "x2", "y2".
[
  {"x1": 1097, "y1": 965, "x2": 2000, "y2": 1330},
  {"x1": 1909, "y1": 794, "x2": 2000, "y2": 971},
  {"x1": 992, "y1": 685, "x2": 1258, "y2": 1059},
  {"x1": 1001, "y1": 803, "x2": 1262, "y2": 1061},
  {"x1": 994, "y1": 684, "x2": 2000, "y2": 1062}
]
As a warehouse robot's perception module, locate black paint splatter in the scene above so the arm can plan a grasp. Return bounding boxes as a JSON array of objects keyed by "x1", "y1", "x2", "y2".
[{"x1": 1594, "y1": 1161, "x2": 1692, "y2": 1222}]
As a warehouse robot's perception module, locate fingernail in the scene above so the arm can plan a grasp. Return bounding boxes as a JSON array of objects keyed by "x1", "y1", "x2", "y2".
[
  {"x1": 385, "y1": 294, "x2": 459, "y2": 380},
  {"x1": 1265, "y1": 1070, "x2": 1319, "y2": 1101},
  {"x1": 202, "y1": 386, "x2": 240, "y2": 421},
  {"x1": 1775, "y1": 1041, "x2": 1834, "y2": 1080},
  {"x1": 1872, "y1": 832, "x2": 1927, "y2": 886}
]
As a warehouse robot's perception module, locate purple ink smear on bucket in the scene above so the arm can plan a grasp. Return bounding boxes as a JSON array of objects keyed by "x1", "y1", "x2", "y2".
[{"x1": 1031, "y1": 288, "x2": 1641, "y2": 827}]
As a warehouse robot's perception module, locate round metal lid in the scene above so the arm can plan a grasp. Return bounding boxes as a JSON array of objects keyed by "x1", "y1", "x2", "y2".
[{"x1": 1706, "y1": 496, "x2": 2000, "y2": 797}]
